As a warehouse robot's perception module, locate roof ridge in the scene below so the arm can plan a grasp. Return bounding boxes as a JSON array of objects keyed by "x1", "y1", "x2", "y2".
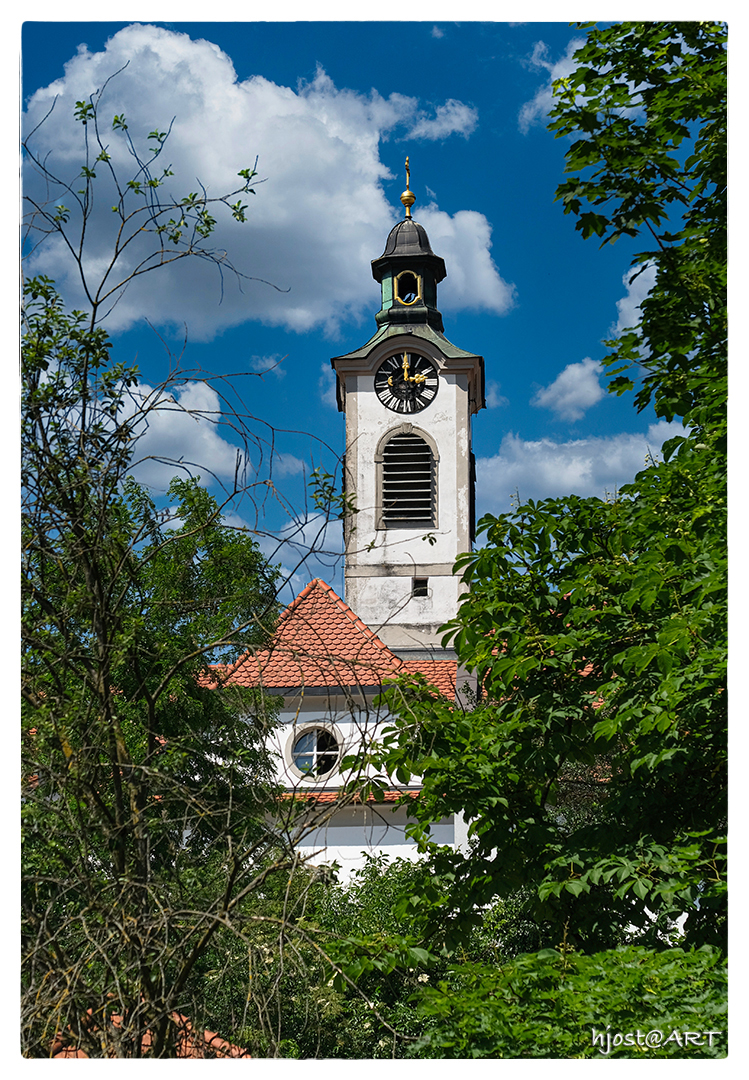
[
  {"x1": 290, "y1": 579, "x2": 403, "y2": 664},
  {"x1": 222, "y1": 580, "x2": 325, "y2": 679},
  {"x1": 277, "y1": 578, "x2": 323, "y2": 623},
  {"x1": 224, "y1": 580, "x2": 405, "y2": 686}
]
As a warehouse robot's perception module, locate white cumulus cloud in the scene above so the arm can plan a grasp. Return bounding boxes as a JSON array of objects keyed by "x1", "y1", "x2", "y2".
[
  {"x1": 613, "y1": 262, "x2": 656, "y2": 336},
  {"x1": 531, "y1": 357, "x2": 604, "y2": 421},
  {"x1": 319, "y1": 363, "x2": 338, "y2": 408},
  {"x1": 23, "y1": 24, "x2": 511, "y2": 341},
  {"x1": 486, "y1": 380, "x2": 508, "y2": 409},
  {"x1": 476, "y1": 420, "x2": 685, "y2": 513},
  {"x1": 406, "y1": 99, "x2": 477, "y2": 140},
  {"x1": 122, "y1": 378, "x2": 306, "y2": 495},
  {"x1": 124, "y1": 379, "x2": 248, "y2": 491},
  {"x1": 518, "y1": 38, "x2": 585, "y2": 134},
  {"x1": 248, "y1": 354, "x2": 287, "y2": 379},
  {"x1": 419, "y1": 206, "x2": 515, "y2": 314},
  {"x1": 271, "y1": 452, "x2": 307, "y2": 478}
]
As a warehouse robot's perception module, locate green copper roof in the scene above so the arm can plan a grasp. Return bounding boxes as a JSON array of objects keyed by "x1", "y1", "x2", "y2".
[{"x1": 331, "y1": 321, "x2": 480, "y2": 364}]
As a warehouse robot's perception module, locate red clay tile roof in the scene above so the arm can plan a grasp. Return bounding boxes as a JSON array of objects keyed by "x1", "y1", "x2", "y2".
[
  {"x1": 400, "y1": 658, "x2": 458, "y2": 698},
  {"x1": 282, "y1": 788, "x2": 420, "y2": 804},
  {"x1": 50, "y1": 1011, "x2": 248, "y2": 1059},
  {"x1": 215, "y1": 579, "x2": 456, "y2": 697}
]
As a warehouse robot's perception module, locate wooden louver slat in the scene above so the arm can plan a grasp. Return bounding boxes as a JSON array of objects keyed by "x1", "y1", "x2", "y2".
[{"x1": 382, "y1": 433, "x2": 434, "y2": 525}]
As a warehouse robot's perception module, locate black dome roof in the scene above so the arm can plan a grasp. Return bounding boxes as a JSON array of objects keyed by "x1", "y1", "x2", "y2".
[
  {"x1": 371, "y1": 217, "x2": 446, "y2": 285},
  {"x1": 379, "y1": 218, "x2": 437, "y2": 259}
]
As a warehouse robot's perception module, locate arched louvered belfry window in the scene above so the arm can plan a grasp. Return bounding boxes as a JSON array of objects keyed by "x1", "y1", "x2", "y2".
[{"x1": 380, "y1": 430, "x2": 436, "y2": 527}]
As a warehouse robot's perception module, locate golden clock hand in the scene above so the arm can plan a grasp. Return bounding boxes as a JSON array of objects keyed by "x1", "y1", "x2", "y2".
[{"x1": 401, "y1": 352, "x2": 428, "y2": 385}]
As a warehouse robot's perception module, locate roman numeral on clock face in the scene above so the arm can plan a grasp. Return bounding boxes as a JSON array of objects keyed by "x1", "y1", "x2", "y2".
[{"x1": 375, "y1": 352, "x2": 439, "y2": 413}]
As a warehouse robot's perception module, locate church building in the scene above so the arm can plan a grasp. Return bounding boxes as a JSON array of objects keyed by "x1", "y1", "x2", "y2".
[{"x1": 224, "y1": 163, "x2": 485, "y2": 877}]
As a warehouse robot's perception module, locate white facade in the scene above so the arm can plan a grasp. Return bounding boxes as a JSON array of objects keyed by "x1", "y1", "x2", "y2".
[
  {"x1": 333, "y1": 331, "x2": 484, "y2": 651},
  {"x1": 266, "y1": 690, "x2": 459, "y2": 879},
  {"x1": 296, "y1": 805, "x2": 457, "y2": 879},
  {"x1": 243, "y1": 200, "x2": 487, "y2": 879}
]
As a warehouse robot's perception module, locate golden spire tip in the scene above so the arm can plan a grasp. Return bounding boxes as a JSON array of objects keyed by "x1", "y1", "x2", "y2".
[{"x1": 400, "y1": 155, "x2": 416, "y2": 219}]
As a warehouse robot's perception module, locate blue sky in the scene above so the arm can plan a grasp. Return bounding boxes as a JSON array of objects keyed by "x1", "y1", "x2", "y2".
[{"x1": 22, "y1": 14, "x2": 694, "y2": 598}]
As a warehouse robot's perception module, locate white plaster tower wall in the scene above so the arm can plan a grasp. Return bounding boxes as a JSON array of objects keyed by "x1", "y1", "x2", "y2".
[
  {"x1": 331, "y1": 174, "x2": 485, "y2": 651},
  {"x1": 341, "y1": 342, "x2": 477, "y2": 649}
]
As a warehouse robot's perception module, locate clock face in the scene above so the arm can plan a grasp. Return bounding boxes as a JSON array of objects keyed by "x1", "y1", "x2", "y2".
[{"x1": 374, "y1": 352, "x2": 439, "y2": 413}]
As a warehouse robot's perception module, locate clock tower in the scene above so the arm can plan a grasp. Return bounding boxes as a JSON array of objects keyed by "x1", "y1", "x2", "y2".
[{"x1": 331, "y1": 161, "x2": 485, "y2": 654}]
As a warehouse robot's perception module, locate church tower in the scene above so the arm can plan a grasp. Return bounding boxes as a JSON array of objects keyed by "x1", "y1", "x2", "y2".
[{"x1": 331, "y1": 161, "x2": 485, "y2": 655}]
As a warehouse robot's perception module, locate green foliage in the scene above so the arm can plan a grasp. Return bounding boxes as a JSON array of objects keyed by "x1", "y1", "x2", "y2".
[
  {"x1": 346, "y1": 20, "x2": 726, "y2": 1055},
  {"x1": 276, "y1": 857, "x2": 557, "y2": 1058},
  {"x1": 175, "y1": 860, "x2": 334, "y2": 1058},
  {"x1": 200, "y1": 855, "x2": 725, "y2": 1059},
  {"x1": 21, "y1": 277, "x2": 289, "y2": 1057},
  {"x1": 549, "y1": 21, "x2": 726, "y2": 440},
  {"x1": 176, "y1": 856, "x2": 439, "y2": 1059},
  {"x1": 411, "y1": 945, "x2": 726, "y2": 1058}
]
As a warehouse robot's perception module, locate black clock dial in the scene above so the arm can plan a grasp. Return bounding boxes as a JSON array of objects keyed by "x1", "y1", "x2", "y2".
[{"x1": 374, "y1": 352, "x2": 439, "y2": 414}]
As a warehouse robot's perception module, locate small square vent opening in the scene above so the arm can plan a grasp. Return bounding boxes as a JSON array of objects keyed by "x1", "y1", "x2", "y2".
[{"x1": 412, "y1": 577, "x2": 429, "y2": 598}]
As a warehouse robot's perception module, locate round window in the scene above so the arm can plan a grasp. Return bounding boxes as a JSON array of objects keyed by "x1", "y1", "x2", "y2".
[{"x1": 291, "y1": 728, "x2": 339, "y2": 778}]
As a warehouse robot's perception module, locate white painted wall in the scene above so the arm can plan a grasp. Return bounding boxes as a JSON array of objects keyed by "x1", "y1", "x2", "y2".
[
  {"x1": 346, "y1": 573, "x2": 463, "y2": 649},
  {"x1": 265, "y1": 692, "x2": 458, "y2": 881},
  {"x1": 296, "y1": 803, "x2": 454, "y2": 881},
  {"x1": 343, "y1": 339, "x2": 473, "y2": 649},
  {"x1": 268, "y1": 694, "x2": 387, "y2": 790},
  {"x1": 348, "y1": 371, "x2": 469, "y2": 564}
]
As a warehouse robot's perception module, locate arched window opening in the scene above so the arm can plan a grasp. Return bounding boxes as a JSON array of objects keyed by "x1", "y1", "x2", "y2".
[
  {"x1": 382, "y1": 432, "x2": 435, "y2": 526},
  {"x1": 396, "y1": 271, "x2": 419, "y2": 305}
]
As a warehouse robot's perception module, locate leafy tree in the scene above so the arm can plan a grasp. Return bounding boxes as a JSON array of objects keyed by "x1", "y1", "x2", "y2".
[
  {"x1": 271, "y1": 857, "x2": 554, "y2": 1058},
  {"x1": 166, "y1": 856, "x2": 439, "y2": 1059},
  {"x1": 20, "y1": 80, "x2": 346, "y2": 1057},
  {"x1": 351, "y1": 20, "x2": 726, "y2": 1055},
  {"x1": 21, "y1": 82, "x2": 370, "y2": 1059},
  {"x1": 410, "y1": 944, "x2": 727, "y2": 1058},
  {"x1": 21, "y1": 275, "x2": 295, "y2": 1056}
]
